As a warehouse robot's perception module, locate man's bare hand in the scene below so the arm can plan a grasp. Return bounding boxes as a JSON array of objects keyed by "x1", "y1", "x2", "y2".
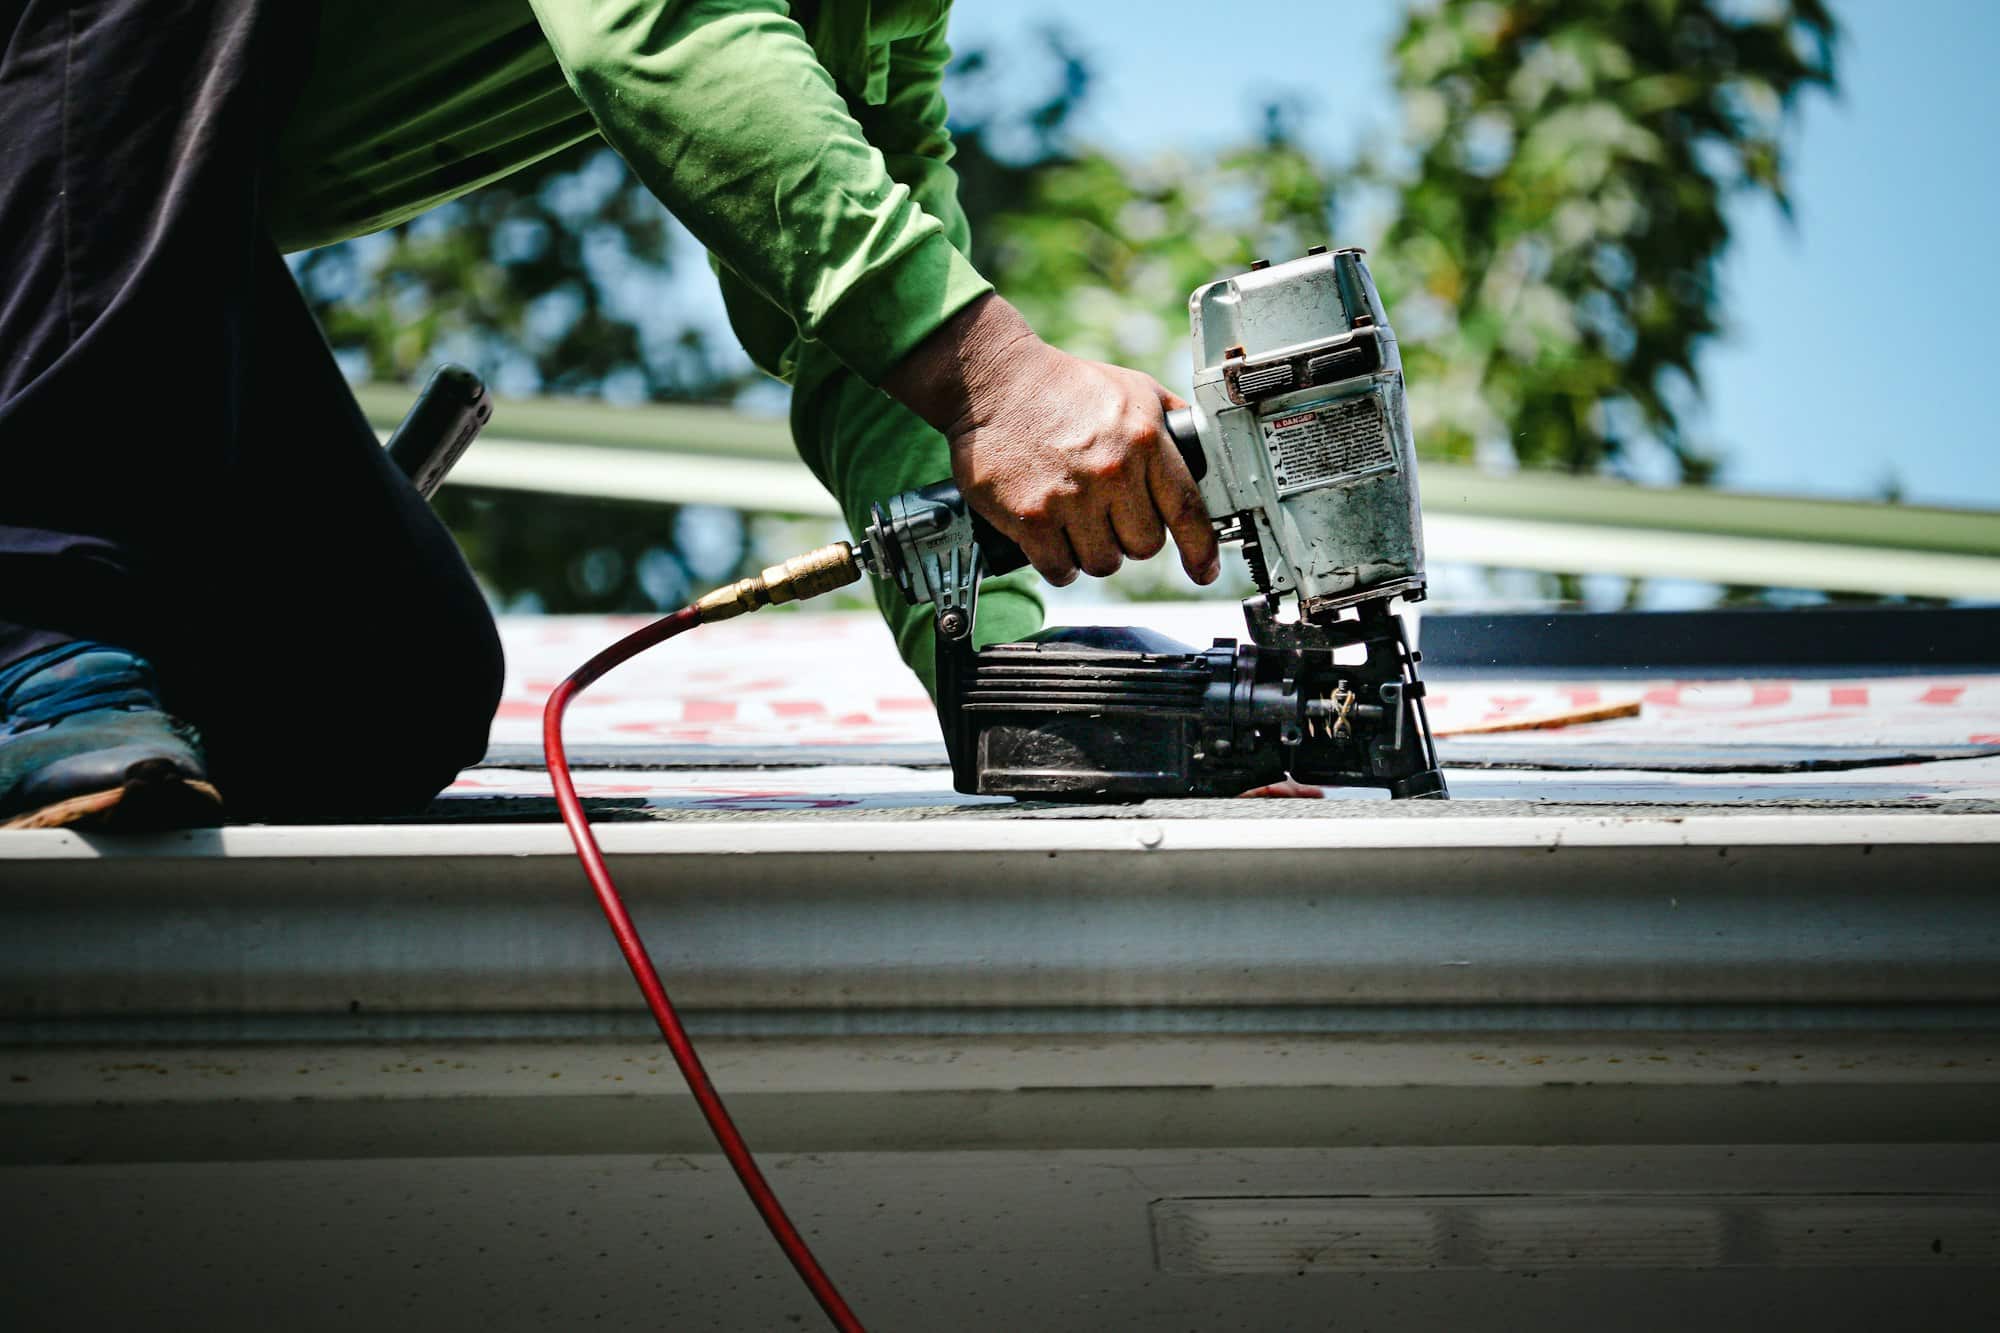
[{"x1": 883, "y1": 294, "x2": 1220, "y2": 588}]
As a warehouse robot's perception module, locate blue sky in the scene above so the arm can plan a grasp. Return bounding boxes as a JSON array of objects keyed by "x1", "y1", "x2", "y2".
[{"x1": 954, "y1": 0, "x2": 2000, "y2": 509}]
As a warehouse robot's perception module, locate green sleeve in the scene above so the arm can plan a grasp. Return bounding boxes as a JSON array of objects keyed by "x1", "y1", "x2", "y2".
[
  {"x1": 526, "y1": 0, "x2": 992, "y2": 384},
  {"x1": 715, "y1": 13, "x2": 1043, "y2": 694}
]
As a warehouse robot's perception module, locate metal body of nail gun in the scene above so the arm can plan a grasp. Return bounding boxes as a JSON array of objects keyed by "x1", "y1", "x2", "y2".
[{"x1": 862, "y1": 247, "x2": 1447, "y2": 800}]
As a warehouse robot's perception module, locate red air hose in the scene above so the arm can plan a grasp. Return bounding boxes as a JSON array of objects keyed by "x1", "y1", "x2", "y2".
[{"x1": 543, "y1": 606, "x2": 867, "y2": 1333}]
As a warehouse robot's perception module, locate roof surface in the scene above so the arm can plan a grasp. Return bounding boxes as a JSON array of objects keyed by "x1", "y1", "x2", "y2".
[{"x1": 453, "y1": 606, "x2": 2000, "y2": 818}]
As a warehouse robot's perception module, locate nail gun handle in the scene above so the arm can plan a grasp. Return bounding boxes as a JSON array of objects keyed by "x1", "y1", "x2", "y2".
[
  {"x1": 967, "y1": 509, "x2": 1031, "y2": 578},
  {"x1": 1165, "y1": 406, "x2": 1205, "y2": 481},
  {"x1": 970, "y1": 407, "x2": 1207, "y2": 579}
]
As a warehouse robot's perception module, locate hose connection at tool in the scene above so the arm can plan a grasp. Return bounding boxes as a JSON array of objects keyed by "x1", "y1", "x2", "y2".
[
  {"x1": 693, "y1": 540, "x2": 871, "y2": 622},
  {"x1": 544, "y1": 544, "x2": 875, "y2": 1333}
]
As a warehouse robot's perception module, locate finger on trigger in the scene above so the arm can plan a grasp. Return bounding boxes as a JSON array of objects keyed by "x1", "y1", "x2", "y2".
[
  {"x1": 1065, "y1": 512, "x2": 1123, "y2": 579},
  {"x1": 1019, "y1": 528, "x2": 1080, "y2": 587},
  {"x1": 1148, "y1": 444, "x2": 1219, "y2": 583},
  {"x1": 1108, "y1": 483, "x2": 1166, "y2": 561}
]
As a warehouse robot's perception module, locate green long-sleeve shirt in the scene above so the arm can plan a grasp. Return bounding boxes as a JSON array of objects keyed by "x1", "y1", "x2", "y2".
[
  {"x1": 270, "y1": 0, "x2": 991, "y2": 386},
  {"x1": 270, "y1": 0, "x2": 1045, "y2": 688}
]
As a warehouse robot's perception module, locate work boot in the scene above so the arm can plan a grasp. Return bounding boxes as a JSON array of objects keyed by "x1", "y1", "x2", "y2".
[{"x1": 0, "y1": 642, "x2": 223, "y2": 831}]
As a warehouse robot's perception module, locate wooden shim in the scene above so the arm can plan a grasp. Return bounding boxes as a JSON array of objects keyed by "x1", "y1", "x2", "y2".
[{"x1": 1435, "y1": 700, "x2": 1644, "y2": 738}]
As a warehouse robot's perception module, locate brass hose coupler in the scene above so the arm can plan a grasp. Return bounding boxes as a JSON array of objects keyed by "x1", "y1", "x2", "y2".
[{"x1": 693, "y1": 541, "x2": 866, "y2": 623}]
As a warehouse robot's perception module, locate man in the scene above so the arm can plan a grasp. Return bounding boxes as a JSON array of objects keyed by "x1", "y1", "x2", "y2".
[{"x1": 0, "y1": 0, "x2": 1218, "y2": 829}]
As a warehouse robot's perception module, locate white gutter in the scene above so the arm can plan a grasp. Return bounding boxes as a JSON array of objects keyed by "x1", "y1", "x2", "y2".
[
  {"x1": 7, "y1": 813, "x2": 1997, "y2": 1017},
  {"x1": 9, "y1": 810, "x2": 2000, "y2": 861}
]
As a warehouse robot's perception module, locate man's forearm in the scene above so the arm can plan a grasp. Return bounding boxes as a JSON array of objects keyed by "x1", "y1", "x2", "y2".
[{"x1": 878, "y1": 292, "x2": 1037, "y2": 438}]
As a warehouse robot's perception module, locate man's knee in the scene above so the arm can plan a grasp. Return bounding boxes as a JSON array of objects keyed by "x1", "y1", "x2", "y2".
[
  {"x1": 334, "y1": 607, "x2": 505, "y2": 815},
  {"x1": 202, "y1": 599, "x2": 504, "y2": 820}
]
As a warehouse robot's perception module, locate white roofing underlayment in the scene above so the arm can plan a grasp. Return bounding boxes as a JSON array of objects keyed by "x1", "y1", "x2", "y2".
[{"x1": 453, "y1": 606, "x2": 2000, "y2": 811}]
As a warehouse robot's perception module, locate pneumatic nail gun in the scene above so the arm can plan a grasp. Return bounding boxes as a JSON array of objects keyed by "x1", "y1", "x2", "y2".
[{"x1": 860, "y1": 246, "x2": 1447, "y2": 800}]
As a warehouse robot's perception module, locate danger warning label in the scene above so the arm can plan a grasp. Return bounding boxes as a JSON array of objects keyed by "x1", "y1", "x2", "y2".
[{"x1": 1261, "y1": 395, "x2": 1393, "y2": 493}]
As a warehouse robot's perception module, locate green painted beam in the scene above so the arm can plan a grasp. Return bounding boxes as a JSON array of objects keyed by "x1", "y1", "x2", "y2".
[
  {"x1": 357, "y1": 384, "x2": 2000, "y2": 559},
  {"x1": 353, "y1": 382, "x2": 799, "y2": 462},
  {"x1": 1418, "y1": 467, "x2": 1999, "y2": 559}
]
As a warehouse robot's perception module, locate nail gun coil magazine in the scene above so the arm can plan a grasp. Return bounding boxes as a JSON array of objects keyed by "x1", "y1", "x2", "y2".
[{"x1": 1191, "y1": 246, "x2": 1428, "y2": 616}]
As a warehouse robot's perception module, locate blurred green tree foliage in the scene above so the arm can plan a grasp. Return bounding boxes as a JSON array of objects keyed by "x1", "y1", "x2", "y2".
[
  {"x1": 292, "y1": 143, "x2": 757, "y2": 612},
  {"x1": 308, "y1": 6, "x2": 1837, "y2": 478},
  {"x1": 944, "y1": 34, "x2": 1338, "y2": 391},
  {"x1": 293, "y1": 142, "x2": 747, "y2": 401},
  {"x1": 305, "y1": 6, "x2": 1838, "y2": 610},
  {"x1": 1374, "y1": 0, "x2": 1837, "y2": 478}
]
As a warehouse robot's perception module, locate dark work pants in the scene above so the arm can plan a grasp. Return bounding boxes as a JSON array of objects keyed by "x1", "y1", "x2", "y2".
[{"x1": 0, "y1": 0, "x2": 503, "y2": 817}]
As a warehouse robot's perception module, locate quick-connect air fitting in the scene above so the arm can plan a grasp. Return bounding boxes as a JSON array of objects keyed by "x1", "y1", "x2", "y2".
[{"x1": 692, "y1": 542, "x2": 866, "y2": 623}]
